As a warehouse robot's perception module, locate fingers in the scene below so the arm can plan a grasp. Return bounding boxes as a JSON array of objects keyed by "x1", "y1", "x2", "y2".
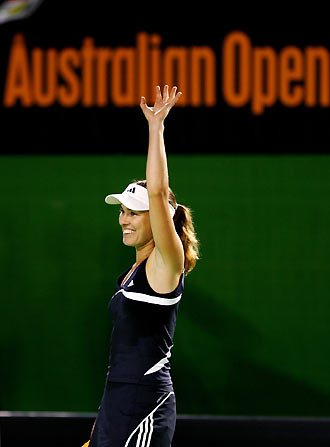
[
  {"x1": 156, "y1": 85, "x2": 162, "y2": 102},
  {"x1": 169, "y1": 86, "x2": 182, "y2": 104},
  {"x1": 168, "y1": 86, "x2": 182, "y2": 103},
  {"x1": 169, "y1": 86, "x2": 177, "y2": 100},
  {"x1": 140, "y1": 86, "x2": 182, "y2": 113},
  {"x1": 161, "y1": 85, "x2": 182, "y2": 104},
  {"x1": 140, "y1": 96, "x2": 147, "y2": 109},
  {"x1": 163, "y1": 85, "x2": 169, "y2": 101},
  {"x1": 171, "y1": 90, "x2": 182, "y2": 106}
]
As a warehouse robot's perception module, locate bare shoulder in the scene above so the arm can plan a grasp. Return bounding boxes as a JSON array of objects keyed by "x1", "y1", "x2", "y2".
[{"x1": 146, "y1": 248, "x2": 183, "y2": 294}]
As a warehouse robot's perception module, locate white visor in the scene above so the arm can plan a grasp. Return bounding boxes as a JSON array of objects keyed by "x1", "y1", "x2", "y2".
[{"x1": 105, "y1": 183, "x2": 176, "y2": 218}]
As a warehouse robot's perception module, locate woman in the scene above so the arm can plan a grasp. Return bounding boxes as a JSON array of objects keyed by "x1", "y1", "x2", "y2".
[{"x1": 83, "y1": 85, "x2": 199, "y2": 447}]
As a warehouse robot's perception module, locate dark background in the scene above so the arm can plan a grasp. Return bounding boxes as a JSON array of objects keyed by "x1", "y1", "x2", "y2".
[{"x1": 0, "y1": 4, "x2": 330, "y2": 154}]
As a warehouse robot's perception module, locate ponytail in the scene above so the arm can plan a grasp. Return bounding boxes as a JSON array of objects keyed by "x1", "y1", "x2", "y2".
[{"x1": 173, "y1": 204, "x2": 199, "y2": 275}]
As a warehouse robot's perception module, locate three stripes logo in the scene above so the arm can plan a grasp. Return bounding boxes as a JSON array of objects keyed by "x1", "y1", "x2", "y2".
[
  {"x1": 127, "y1": 187, "x2": 136, "y2": 194},
  {"x1": 135, "y1": 414, "x2": 154, "y2": 447},
  {"x1": 124, "y1": 391, "x2": 174, "y2": 446}
]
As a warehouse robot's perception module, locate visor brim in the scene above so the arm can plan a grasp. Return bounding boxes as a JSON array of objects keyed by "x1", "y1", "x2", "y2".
[{"x1": 104, "y1": 193, "x2": 149, "y2": 211}]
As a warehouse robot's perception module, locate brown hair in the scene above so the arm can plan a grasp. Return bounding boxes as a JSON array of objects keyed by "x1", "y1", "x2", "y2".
[{"x1": 135, "y1": 180, "x2": 199, "y2": 275}]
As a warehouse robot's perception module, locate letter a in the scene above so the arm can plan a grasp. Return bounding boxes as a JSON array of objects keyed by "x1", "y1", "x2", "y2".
[{"x1": 3, "y1": 34, "x2": 33, "y2": 107}]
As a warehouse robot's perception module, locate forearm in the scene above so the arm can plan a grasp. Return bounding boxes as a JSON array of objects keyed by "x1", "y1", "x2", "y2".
[
  {"x1": 146, "y1": 122, "x2": 169, "y2": 195},
  {"x1": 141, "y1": 85, "x2": 181, "y2": 192}
]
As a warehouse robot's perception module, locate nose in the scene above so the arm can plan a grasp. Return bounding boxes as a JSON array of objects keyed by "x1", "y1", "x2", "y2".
[{"x1": 119, "y1": 210, "x2": 130, "y2": 226}]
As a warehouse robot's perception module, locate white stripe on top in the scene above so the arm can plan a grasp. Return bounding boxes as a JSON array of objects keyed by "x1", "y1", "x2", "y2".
[
  {"x1": 121, "y1": 289, "x2": 182, "y2": 306},
  {"x1": 144, "y1": 348, "x2": 172, "y2": 376}
]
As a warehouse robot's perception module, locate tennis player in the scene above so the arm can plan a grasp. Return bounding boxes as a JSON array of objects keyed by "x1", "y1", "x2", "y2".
[{"x1": 82, "y1": 85, "x2": 199, "y2": 447}]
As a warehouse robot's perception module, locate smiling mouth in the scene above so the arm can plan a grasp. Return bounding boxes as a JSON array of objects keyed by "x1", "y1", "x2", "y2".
[{"x1": 123, "y1": 230, "x2": 135, "y2": 234}]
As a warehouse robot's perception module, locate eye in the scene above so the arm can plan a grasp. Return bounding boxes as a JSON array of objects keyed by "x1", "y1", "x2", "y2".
[{"x1": 130, "y1": 211, "x2": 137, "y2": 216}]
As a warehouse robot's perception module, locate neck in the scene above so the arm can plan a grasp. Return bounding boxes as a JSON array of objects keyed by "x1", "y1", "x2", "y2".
[{"x1": 135, "y1": 239, "x2": 154, "y2": 264}]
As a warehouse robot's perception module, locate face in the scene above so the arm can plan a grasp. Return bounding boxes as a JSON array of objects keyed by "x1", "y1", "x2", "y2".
[{"x1": 119, "y1": 204, "x2": 153, "y2": 248}]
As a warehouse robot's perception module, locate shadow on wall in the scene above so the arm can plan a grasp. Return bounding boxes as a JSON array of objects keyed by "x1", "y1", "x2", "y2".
[{"x1": 172, "y1": 282, "x2": 330, "y2": 417}]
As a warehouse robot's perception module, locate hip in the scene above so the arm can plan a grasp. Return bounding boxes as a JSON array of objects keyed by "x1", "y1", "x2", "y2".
[{"x1": 90, "y1": 381, "x2": 176, "y2": 446}]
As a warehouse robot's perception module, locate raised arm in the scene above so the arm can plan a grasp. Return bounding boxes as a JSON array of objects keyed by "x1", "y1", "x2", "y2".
[{"x1": 140, "y1": 85, "x2": 184, "y2": 277}]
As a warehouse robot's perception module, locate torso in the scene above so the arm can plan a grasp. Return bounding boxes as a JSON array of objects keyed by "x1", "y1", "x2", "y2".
[{"x1": 107, "y1": 257, "x2": 185, "y2": 386}]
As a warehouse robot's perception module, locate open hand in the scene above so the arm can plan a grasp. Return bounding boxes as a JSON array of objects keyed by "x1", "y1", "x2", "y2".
[{"x1": 140, "y1": 85, "x2": 182, "y2": 124}]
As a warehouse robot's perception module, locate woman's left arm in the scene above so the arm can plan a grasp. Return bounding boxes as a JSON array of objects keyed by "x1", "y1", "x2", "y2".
[{"x1": 140, "y1": 85, "x2": 184, "y2": 274}]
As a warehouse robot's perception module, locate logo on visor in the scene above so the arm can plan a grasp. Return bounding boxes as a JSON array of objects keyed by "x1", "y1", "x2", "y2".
[{"x1": 127, "y1": 187, "x2": 136, "y2": 194}]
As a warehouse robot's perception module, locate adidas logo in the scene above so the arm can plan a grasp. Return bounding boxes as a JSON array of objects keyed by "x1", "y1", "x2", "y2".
[{"x1": 127, "y1": 280, "x2": 134, "y2": 287}]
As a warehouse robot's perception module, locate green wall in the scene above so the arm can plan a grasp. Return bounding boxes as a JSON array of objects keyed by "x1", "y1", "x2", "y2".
[{"x1": 1, "y1": 155, "x2": 330, "y2": 416}]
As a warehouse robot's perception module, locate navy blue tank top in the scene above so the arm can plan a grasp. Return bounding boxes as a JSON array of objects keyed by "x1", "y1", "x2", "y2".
[{"x1": 107, "y1": 257, "x2": 184, "y2": 385}]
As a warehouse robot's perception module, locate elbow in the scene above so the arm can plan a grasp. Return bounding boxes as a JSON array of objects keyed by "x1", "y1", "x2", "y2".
[
  {"x1": 147, "y1": 188, "x2": 168, "y2": 199},
  {"x1": 147, "y1": 181, "x2": 169, "y2": 197}
]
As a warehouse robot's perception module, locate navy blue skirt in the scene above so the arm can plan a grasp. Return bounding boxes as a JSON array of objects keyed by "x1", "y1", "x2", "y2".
[{"x1": 89, "y1": 381, "x2": 176, "y2": 447}]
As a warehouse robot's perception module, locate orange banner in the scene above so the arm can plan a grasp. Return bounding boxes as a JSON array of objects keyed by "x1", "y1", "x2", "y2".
[{"x1": 2, "y1": 31, "x2": 330, "y2": 115}]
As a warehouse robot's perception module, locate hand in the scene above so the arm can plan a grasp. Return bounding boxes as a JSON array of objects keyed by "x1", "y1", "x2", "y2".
[{"x1": 140, "y1": 85, "x2": 182, "y2": 125}]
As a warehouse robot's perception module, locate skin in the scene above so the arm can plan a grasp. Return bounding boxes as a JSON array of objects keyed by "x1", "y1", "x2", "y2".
[
  {"x1": 119, "y1": 205, "x2": 154, "y2": 253},
  {"x1": 120, "y1": 85, "x2": 184, "y2": 294}
]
